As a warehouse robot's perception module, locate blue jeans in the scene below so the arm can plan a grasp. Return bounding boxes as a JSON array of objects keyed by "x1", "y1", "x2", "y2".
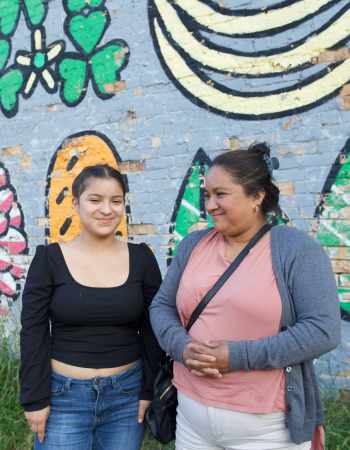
[{"x1": 34, "y1": 361, "x2": 144, "y2": 450}]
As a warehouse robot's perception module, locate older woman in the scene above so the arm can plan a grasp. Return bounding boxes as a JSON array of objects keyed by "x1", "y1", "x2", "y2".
[{"x1": 150, "y1": 144, "x2": 341, "y2": 450}]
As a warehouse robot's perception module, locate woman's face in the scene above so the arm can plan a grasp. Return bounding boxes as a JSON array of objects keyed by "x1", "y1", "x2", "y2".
[
  {"x1": 205, "y1": 165, "x2": 264, "y2": 236},
  {"x1": 73, "y1": 176, "x2": 125, "y2": 238}
]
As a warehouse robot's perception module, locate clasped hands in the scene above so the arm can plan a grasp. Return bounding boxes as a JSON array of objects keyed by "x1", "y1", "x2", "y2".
[{"x1": 183, "y1": 340, "x2": 230, "y2": 378}]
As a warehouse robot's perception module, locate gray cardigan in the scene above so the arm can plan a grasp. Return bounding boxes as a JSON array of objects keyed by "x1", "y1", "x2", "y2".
[{"x1": 149, "y1": 225, "x2": 341, "y2": 444}]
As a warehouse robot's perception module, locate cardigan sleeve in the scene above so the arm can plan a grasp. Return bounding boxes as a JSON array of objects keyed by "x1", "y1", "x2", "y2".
[
  {"x1": 139, "y1": 243, "x2": 163, "y2": 400},
  {"x1": 20, "y1": 245, "x2": 53, "y2": 411},
  {"x1": 227, "y1": 236, "x2": 341, "y2": 371}
]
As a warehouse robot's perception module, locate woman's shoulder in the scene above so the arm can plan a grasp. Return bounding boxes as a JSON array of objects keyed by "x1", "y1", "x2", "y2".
[
  {"x1": 32, "y1": 242, "x2": 59, "y2": 258},
  {"x1": 128, "y1": 241, "x2": 157, "y2": 260},
  {"x1": 177, "y1": 228, "x2": 213, "y2": 251},
  {"x1": 271, "y1": 224, "x2": 325, "y2": 255}
]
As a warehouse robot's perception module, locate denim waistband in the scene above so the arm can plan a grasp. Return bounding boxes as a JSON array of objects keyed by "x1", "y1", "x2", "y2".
[{"x1": 51, "y1": 359, "x2": 142, "y2": 387}]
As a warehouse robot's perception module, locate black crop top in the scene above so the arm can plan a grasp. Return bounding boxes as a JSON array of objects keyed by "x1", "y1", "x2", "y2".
[{"x1": 20, "y1": 242, "x2": 163, "y2": 411}]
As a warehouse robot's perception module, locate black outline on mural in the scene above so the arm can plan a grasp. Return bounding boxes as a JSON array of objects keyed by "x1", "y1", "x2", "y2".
[
  {"x1": 167, "y1": 148, "x2": 211, "y2": 266},
  {"x1": 314, "y1": 137, "x2": 350, "y2": 321},
  {"x1": 152, "y1": 1, "x2": 350, "y2": 78},
  {"x1": 0, "y1": 38, "x2": 11, "y2": 72},
  {"x1": 149, "y1": 6, "x2": 350, "y2": 120},
  {"x1": 0, "y1": 162, "x2": 28, "y2": 301},
  {"x1": 170, "y1": 0, "x2": 342, "y2": 38},
  {"x1": 45, "y1": 130, "x2": 131, "y2": 242}
]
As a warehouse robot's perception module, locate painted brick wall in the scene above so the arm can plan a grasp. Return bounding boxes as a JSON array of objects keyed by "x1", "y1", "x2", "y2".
[{"x1": 0, "y1": 0, "x2": 349, "y2": 389}]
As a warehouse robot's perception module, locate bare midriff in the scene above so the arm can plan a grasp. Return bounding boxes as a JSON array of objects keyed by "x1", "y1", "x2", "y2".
[{"x1": 51, "y1": 359, "x2": 136, "y2": 379}]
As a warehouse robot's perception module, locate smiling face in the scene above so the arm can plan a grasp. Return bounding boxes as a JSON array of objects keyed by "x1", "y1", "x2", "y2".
[
  {"x1": 73, "y1": 176, "x2": 125, "y2": 238},
  {"x1": 205, "y1": 165, "x2": 265, "y2": 237}
]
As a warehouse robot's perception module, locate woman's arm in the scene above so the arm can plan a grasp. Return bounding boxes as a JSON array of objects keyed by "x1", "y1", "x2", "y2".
[
  {"x1": 227, "y1": 237, "x2": 341, "y2": 371},
  {"x1": 149, "y1": 239, "x2": 193, "y2": 363},
  {"x1": 20, "y1": 245, "x2": 53, "y2": 411},
  {"x1": 139, "y1": 243, "x2": 164, "y2": 400}
]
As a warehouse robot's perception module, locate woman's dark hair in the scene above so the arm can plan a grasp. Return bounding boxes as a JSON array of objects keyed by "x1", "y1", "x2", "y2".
[
  {"x1": 211, "y1": 143, "x2": 281, "y2": 216},
  {"x1": 72, "y1": 164, "x2": 126, "y2": 199}
]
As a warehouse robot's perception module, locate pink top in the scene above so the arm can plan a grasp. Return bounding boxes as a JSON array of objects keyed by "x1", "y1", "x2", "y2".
[{"x1": 174, "y1": 229, "x2": 286, "y2": 413}]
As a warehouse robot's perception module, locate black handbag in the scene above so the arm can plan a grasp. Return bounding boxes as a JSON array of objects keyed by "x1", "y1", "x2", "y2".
[{"x1": 145, "y1": 224, "x2": 271, "y2": 444}]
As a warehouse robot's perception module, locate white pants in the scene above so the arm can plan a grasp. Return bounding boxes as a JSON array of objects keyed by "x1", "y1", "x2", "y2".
[{"x1": 176, "y1": 392, "x2": 311, "y2": 450}]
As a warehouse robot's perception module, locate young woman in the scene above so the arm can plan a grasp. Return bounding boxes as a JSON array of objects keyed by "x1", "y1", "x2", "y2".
[
  {"x1": 20, "y1": 164, "x2": 163, "y2": 450},
  {"x1": 150, "y1": 144, "x2": 341, "y2": 450}
]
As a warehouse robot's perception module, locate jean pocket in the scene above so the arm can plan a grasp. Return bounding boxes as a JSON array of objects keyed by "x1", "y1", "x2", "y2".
[{"x1": 117, "y1": 371, "x2": 142, "y2": 395}]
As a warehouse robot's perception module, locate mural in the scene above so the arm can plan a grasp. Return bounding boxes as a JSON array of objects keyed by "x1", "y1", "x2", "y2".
[
  {"x1": 0, "y1": 162, "x2": 28, "y2": 315},
  {"x1": 149, "y1": 0, "x2": 350, "y2": 120},
  {"x1": 168, "y1": 148, "x2": 213, "y2": 264},
  {"x1": 0, "y1": 0, "x2": 129, "y2": 117},
  {"x1": 46, "y1": 131, "x2": 130, "y2": 243},
  {"x1": 0, "y1": 0, "x2": 347, "y2": 393},
  {"x1": 315, "y1": 137, "x2": 350, "y2": 321}
]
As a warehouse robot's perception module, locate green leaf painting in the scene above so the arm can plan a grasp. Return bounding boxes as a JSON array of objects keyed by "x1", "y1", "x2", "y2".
[
  {"x1": 0, "y1": 0, "x2": 47, "y2": 36},
  {"x1": 66, "y1": 8, "x2": 110, "y2": 55},
  {"x1": 0, "y1": 0, "x2": 20, "y2": 36},
  {"x1": 168, "y1": 149, "x2": 214, "y2": 265},
  {"x1": 315, "y1": 138, "x2": 350, "y2": 320},
  {"x1": 58, "y1": 38, "x2": 129, "y2": 106},
  {"x1": 65, "y1": 0, "x2": 105, "y2": 13},
  {"x1": 90, "y1": 41, "x2": 129, "y2": 97},
  {"x1": 0, "y1": 0, "x2": 129, "y2": 117},
  {"x1": 58, "y1": 3, "x2": 129, "y2": 107},
  {"x1": 23, "y1": 0, "x2": 48, "y2": 28},
  {"x1": 0, "y1": 68, "x2": 24, "y2": 117},
  {"x1": 59, "y1": 56, "x2": 88, "y2": 106}
]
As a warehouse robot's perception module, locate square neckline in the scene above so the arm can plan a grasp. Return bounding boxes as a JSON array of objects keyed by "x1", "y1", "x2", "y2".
[{"x1": 53, "y1": 242, "x2": 132, "y2": 290}]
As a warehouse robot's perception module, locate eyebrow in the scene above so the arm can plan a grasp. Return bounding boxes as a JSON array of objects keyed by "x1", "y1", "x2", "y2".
[
  {"x1": 87, "y1": 193, "x2": 124, "y2": 198},
  {"x1": 204, "y1": 186, "x2": 230, "y2": 192}
]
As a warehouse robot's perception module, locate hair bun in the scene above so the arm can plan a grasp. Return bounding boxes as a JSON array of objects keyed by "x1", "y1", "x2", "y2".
[
  {"x1": 248, "y1": 142, "x2": 279, "y2": 175},
  {"x1": 248, "y1": 142, "x2": 271, "y2": 156}
]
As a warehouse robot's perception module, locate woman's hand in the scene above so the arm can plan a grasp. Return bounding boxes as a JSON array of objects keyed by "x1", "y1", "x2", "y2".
[
  {"x1": 183, "y1": 341, "x2": 222, "y2": 378},
  {"x1": 205, "y1": 340, "x2": 230, "y2": 373},
  {"x1": 183, "y1": 340, "x2": 230, "y2": 376},
  {"x1": 138, "y1": 400, "x2": 151, "y2": 423},
  {"x1": 24, "y1": 406, "x2": 50, "y2": 443}
]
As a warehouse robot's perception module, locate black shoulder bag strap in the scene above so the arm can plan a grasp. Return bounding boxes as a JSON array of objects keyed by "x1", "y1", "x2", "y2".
[{"x1": 185, "y1": 223, "x2": 272, "y2": 332}]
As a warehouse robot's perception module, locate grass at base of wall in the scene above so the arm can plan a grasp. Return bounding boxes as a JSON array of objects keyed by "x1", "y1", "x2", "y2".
[
  {"x1": 0, "y1": 340, "x2": 348, "y2": 450},
  {"x1": 324, "y1": 397, "x2": 350, "y2": 450},
  {"x1": 0, "y1": 339, "x2": 34, "y2": 450}
]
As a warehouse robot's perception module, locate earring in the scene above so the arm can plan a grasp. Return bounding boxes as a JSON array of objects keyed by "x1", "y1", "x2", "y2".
[{"x1": 254, "y1": 204, "x2": 260, "y2": 213}]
